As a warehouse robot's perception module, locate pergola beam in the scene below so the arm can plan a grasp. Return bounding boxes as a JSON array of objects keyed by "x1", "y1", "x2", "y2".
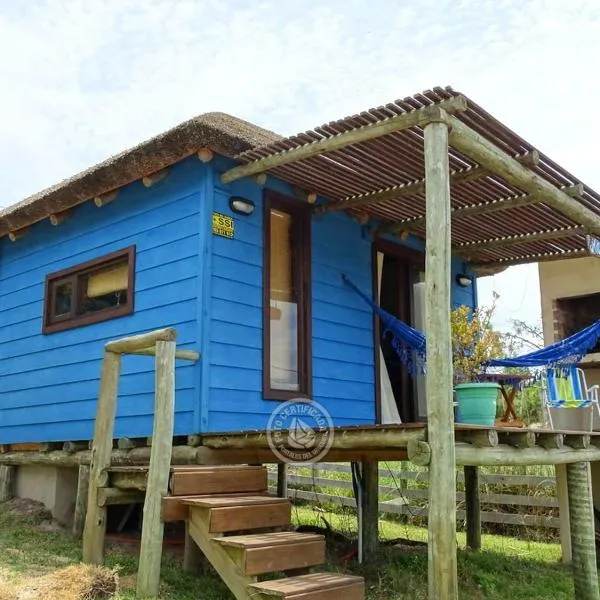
[
  {"x1": 471, "y1": 248, "x2": 588, "y2": 270},
  {"x1": 316, "y1": 150, "x2": 539, "y2": 216},
  {"x1": 457, "y1": 225, "x2": 586, "y2": 254},
  {"x1": 445, "y1": 115, "x2": 600, "y2": 236},
  {"x1": 376, "y1": 183, "x2": 584, "y2": 237},
  {"x1": 220, "y1": 96, "x2": 468, "y2": 184}
]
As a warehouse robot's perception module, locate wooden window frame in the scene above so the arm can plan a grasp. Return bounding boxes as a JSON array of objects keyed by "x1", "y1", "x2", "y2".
[
  {"x1": 43, "y1": 246, "x2": 136, "y2": 334},
  {"x1": 263, "y1": 190, "x2": 312, "y2": 401}
]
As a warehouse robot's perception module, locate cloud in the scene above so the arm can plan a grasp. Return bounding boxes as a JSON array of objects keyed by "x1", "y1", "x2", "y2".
[{"x1": 1, "y1": 0, "x2": 599, "y2": 328}]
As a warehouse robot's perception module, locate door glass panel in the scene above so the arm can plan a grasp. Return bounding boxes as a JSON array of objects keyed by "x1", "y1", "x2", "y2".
[{"x1": 269, "y1": 208, "x2": 299, "y2": 391}]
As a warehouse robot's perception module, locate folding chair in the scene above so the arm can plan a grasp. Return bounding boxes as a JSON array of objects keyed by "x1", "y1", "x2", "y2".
[{"x1": 541, "y1": 366, "x2": 600, "y2": 430}]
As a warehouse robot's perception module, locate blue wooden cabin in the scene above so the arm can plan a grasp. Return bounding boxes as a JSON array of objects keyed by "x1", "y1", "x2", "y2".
[{"x1": 0, "y1": 108, "x2": 476, "y2": 444}]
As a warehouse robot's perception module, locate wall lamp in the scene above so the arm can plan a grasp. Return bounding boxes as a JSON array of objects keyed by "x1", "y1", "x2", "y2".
[
  {"x1": 456, "y1": 274, "x2": 474, "y2": 288},
  {"x1": 229, "y1": 196, "x2": 255, "y2": 216}
]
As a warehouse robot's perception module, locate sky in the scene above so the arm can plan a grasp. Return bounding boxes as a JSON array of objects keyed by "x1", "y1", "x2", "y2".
[{"x1": 1, "y1": 0, "x2": 599, "y2": 334}]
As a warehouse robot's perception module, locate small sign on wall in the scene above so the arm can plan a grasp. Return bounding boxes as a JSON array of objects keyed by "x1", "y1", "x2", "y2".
[
  {"x1": 587, "y1": 235, "x2": 600, "y2": 257},
  {"x1": 212, "y1": 212, "x2": 234, "y2": 239}
]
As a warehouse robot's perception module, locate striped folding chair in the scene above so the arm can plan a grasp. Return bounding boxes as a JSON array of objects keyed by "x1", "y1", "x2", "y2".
[{"x1": 542, "y1": 366, "x2": 600, "y2": 430}]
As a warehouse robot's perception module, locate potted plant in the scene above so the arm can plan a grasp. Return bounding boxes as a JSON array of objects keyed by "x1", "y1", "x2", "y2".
[{"x1": 451, "y1": 302, "x2": 504, "y2": 426}]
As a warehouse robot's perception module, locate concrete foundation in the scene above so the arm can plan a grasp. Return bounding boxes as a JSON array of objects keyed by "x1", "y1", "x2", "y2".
[{"x1": 15, "y1": 465, "x2": 79, "y2": 526}]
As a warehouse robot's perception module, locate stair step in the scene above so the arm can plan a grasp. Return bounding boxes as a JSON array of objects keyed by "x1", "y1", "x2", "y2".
[
  {"x1": 170, "y1": 466, "x2": 267, "y2": 496},
  {"x1": 248, "y1": 573, "x2": 365, "y2": 599},
  {"x1": 185, "y1": 496, "x2": 291, "y2": 533},
  {"x1": 214, "y1": 532, "x2": 325, "y2": 576},
  {"x1": 162, "y1": 492, "x2": 271, "y2": 522}
]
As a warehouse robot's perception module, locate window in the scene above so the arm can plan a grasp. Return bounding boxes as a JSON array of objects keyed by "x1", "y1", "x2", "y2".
[
  {"x1": 555, "y1": 292, "x2": 600, "y2": 353},
  {"x1": 43, "y1": 246, "x2": 135, "y2": 334},
  {"x1": 263, "y1": 191, "x2": 311, "y2": 400}
]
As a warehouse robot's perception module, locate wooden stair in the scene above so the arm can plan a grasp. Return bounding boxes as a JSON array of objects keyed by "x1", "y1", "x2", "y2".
[{"x1": 160, "y1": 465, "x2": 366, "y2": 600}]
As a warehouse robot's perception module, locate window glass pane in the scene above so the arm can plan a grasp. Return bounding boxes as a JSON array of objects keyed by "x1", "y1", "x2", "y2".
[
  {"x1": 79, "y1": 261, "x2": 128, "y2": 315},
  {"x1": 269, "y1": 208, "x2": 299, "y2": 391},
  {"x1": 52, "y1": 281, "x2": 73, "y2": 317}
]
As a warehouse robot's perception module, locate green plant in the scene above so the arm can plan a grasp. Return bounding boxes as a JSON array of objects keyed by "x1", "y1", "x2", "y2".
[{"x1": 451, "y1": 302, "x2": 504, "y2": 384}]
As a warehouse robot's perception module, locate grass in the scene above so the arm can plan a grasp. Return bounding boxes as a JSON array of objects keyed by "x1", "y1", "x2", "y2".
[{"x1": 0, "y1": 499, "x2": 576, "y2": 599}]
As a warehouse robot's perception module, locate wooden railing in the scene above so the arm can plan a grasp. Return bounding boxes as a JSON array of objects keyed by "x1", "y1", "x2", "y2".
[
  {"x1": 269, "y1": 463, "x2": 560, "y2": 531},
  {"x1": 82, "y1": 328, "x2": 199, "y2": 599}
]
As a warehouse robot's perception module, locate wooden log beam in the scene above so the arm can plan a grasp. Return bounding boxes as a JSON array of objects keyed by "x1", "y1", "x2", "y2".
[
  {"x1": 196, "y1": 147, "x2": 214, "y2": 163},
  {"x1": 142, "y1": 169, "x2": 168, "y2": 188},
  {"x1": 97, "y1": 488, "x2": 145, "y2": 507},
  {"x1": 128, "y1": 346, "x2": 200, "y2": 361},
  {"x1": 423, "y1": 118, "x2": 458, "y2": 600},
  {"x1": 446, "y1": 114, "x2": 600, "y2": 235},
  {"x1": 456, "y1": 226, "x2": 586, "y2": 254},
  {"x1": 565, "y1": 434, "x2": 591, "y2": 450},
  {"x1": 137, "y1": 340, "x2": 176, "y2": 599},
  {"x1": 464, "y1": 466, "x2": 481, "y2": 551},
  {"x1": 497, "y1": 431, "x2": 536, "y2": 449},
  {"x1": 201, "y1": 427, "x2": 426, "y2": 450},
  {"x1": 455, "y1": 443, "x2": 600, "y2": 466},
  {"x1": 454, "y1": 428, "x2": 498, "y2": 448},
  {"x1": 49, "y1": 210, "x2": 70, "y2": 226},
  {"x1": 220, "y1": 96, "x2": 468, "y2": 184},
  {"x1": 94, "y1": 191, "x2": 119, "y2": 207},
  {"x1": 111, "y1": 470, "x2": 148, "y2": 491},
  {"x1": 319, "y1": 150, "x2": 539, "y2": 216},
  {"x1": 537, "y1": 432, "x2": 565, "y2": 450},
  {"x1": 566, "y1": 462, "x2": 600, "y2": 600},
  {"x1": 315, "y1": 165, "x2": 485, "y2": 215},
  {"x1": 104, "y1": 327, "x2": 177, "y2": 354},
  {"x1": 8, "y1": 228, "x2": 30, "y2": 242},
  {"x1": 407, "y1": 439, "x2": 432, "y2": 465},
  {"x1": 472, "y1": 248, "x2": 588, "y2": 270}
]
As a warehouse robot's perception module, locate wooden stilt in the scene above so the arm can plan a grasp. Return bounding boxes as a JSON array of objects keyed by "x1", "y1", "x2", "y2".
[
  {"x1": 556, "y1": 463, "x2": 572, "y2": 563},
  {"x1": 82, "y1": 350, "x2": 122, "y2": 564},
  {"x1": 277, "y1": 463, "x2": 288, "y2": 498},
  {"x1": 464, "y1": 466, "x2": 481, "y2": 550},
  {"x1": 183, "y1": 521, "x2": 203, "y2": 572},
  {"x1": 73, "y1": 465, "x2": 90, "y2": 539},
  {"x1": 362, "y1": 461, "x2": 379, "y2": 559},
  {"x1": 0, "y1": 465, "x2": 15, "y2": 501},
  {"x1": 566, "y1": 461, "x2": 599, "y2": 600},
  {"x1": 424, "y1": 119, "x2": 458, "y2": 599},
  {"x1": 136, "y1": 340, "x2": 176, "y2": 599}
]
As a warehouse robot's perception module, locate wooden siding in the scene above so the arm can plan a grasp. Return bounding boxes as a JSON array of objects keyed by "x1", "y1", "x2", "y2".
[
  {"x1": 0, "y1": 157, "x2": 205, "y2": 443},
  {"x1": 206, "y1": 161, "x2": 477, "y2": 432}
]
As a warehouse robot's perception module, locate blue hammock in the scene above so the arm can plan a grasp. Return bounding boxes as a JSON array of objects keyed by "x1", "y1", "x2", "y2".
[
  {"x1": 343, "y1": 274, "x2": 600, "y2": 373},
  {"x1": 342, "y1": 275, "x2": 426, "y2": 374},
  {"x1": 486, "y1": 319, "x2": 600, "y2": 369}
]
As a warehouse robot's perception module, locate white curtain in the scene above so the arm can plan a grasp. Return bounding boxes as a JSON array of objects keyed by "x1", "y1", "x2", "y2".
[{"x1": 377, "y1": 252, "x2": 402, "y2": 424}]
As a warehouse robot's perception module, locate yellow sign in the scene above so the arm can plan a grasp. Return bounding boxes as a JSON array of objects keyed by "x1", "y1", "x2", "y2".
[{"x1": 212, "y1": 212, "x2": 234, "y2": 239}]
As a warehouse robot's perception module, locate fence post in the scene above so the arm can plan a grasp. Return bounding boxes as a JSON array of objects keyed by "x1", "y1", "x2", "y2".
[
  {"x1": 277, "y1": 463, "x2": 288, "y2": 498},
  {"x1": 137, "y1": 340, "x2": 176, "y2": 599},
  {"x1": 464, "y1": 465, "x2": 481, "y2": 550},
  {"x1": 362, "y1": 461, "x2": 379, "y2": 559}
]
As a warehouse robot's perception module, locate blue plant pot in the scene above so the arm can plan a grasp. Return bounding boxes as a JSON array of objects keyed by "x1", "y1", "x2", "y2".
[{"x1": 455, "y1": 383, "x2": 500, "y2": 426}]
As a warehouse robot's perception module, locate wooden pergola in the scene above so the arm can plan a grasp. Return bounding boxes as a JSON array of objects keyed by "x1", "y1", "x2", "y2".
[{"x1": 219, "y1": 87, "x2": 600, "y2": 600}]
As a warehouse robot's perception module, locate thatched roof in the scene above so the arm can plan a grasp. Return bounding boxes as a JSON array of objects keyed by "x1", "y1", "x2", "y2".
[{"x1": 0, "y1": 112, "x2": 281, "y2": 236}]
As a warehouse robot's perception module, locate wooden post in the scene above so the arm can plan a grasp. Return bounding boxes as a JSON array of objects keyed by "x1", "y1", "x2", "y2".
[
  {"x1": 277, "y1": 463, "x2": 288, "y2": 498},
  {"x1": 0, "y1": 465, "x2": 15, "y2": 501},
  {"x1": 82, "y1": 350, "x2": 121, "y2": 564},
  {"x1": 136, "y1": 340, "x2": 176, "y2": 599},
  {"x1": 73, "y1": 465, "x2": 90, "y2": 539},
  {"x1": 464, "y1": 466, "x2": 481, "y2": 550},
  {"x1": 567, "y1": 461, "x2": 599, "y2": 600},
  {"x1": 362, "y1": 461, "x2": 379, "y2": 559},
  {"x1": 424, "y1": 119, "x2": 458, "y2": 599},
  {"x1": 556, "y1": 463, "x2": 572, "y2": 563}
]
